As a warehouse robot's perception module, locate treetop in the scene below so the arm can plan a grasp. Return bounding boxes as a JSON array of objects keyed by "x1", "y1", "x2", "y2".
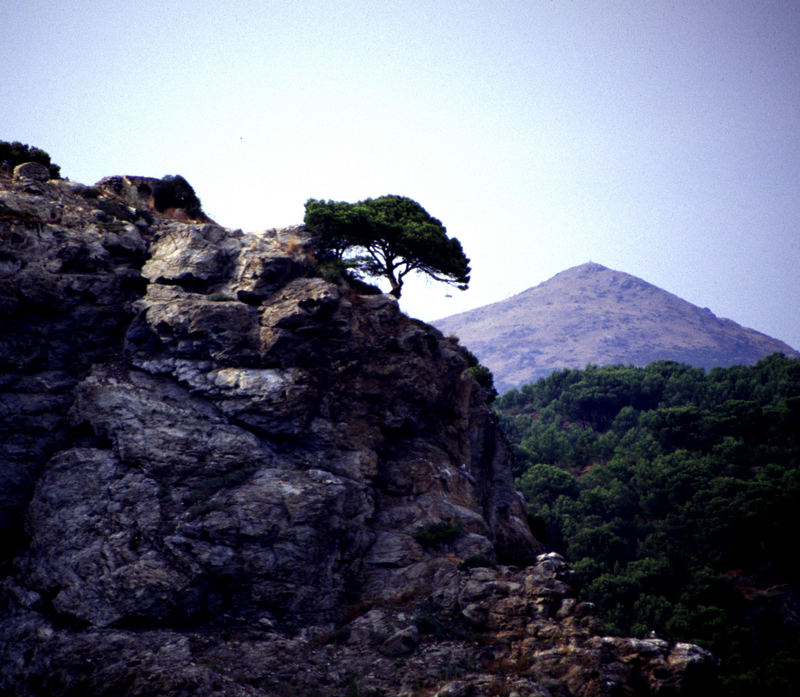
[{"x1": 304, "y1": 194, "x2": 470, "y2": 298}]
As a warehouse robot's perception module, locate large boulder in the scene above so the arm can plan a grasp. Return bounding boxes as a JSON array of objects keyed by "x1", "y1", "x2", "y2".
[{"x1": 13, "y1": 162, "x2": 51, "y2": 182}]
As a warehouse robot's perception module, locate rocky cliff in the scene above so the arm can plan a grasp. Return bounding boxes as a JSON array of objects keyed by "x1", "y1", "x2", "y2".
[
  {"x1": 0, "y1": 166, "x2": 717, "y2": 696},
  {"x1": 434, "y1": 262, "x2": 799, "y2": 392}
]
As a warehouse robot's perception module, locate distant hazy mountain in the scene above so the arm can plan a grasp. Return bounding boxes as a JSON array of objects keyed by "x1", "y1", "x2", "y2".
[{"x1": 433, "y1": 262, "x2": 799, "y2": 392}]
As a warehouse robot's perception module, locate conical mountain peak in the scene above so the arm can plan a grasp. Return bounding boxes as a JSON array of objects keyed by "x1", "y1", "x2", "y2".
[{"x1": 434, "y1": 265, "x2": 798, "y2": 392}]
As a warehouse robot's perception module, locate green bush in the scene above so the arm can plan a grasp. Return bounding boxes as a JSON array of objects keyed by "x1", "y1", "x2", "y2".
[
  {"x1": 411, "y1": 520, "x2": 464, "y2": 547},
  {"x1": 152, "y1": 174, "x2": 204, "y2": 218},
  {"x1": 464, "y1": 349, "x2": 498, "y2": 402}
]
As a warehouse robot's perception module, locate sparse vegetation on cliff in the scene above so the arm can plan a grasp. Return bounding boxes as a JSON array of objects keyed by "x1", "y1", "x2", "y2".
[
  {"x1": 411, "y1": 520, "x2": 465, "y2": 547},
  {"x1": 464, "y1": 348, "x2": 498, "y2": 403}
]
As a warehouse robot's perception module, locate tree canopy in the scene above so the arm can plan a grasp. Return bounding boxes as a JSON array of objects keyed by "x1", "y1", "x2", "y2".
[
  {"x1": 495, "y1": 355, "x2": 800, "y2": 697},
  {"x1": 303, "y1": 195, "x2": 470, "y2": 298}
]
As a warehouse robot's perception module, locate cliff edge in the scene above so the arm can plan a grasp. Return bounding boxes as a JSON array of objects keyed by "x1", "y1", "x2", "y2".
[{"x1": 0, "y1": 167, "x2": 716, "y2": 696}]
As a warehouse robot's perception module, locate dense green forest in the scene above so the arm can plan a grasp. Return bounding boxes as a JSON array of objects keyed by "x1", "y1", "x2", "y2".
[{"x1": 495, "y1": 355, "x2": 800, "y2": 697}]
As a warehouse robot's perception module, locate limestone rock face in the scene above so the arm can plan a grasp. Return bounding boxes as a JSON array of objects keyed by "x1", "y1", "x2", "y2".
[{"x1": 0, "y1": 170, "x2": 717, "y2": 695}]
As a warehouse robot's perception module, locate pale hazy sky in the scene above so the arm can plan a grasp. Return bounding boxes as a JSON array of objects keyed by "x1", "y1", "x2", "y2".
[{"x1": 3, "y1": 1, "x2": 799, "y2": 350}]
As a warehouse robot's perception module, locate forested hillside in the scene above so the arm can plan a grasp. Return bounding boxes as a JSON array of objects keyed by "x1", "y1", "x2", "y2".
[{"x1": 495, "y1": 354, "x2": 800, "y2": 697}]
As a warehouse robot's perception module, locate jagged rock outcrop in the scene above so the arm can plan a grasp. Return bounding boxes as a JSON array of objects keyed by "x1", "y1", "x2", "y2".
[
  {"x1": 96, "y1": 175, "x2": 209, "y2": 222},
  {"x1": 0, "y1": 168, "x2": 717, "y2": 695}
]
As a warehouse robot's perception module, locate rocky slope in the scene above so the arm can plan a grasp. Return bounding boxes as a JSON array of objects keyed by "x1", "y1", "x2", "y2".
[
  {"x1": 0, "y1": 166, "x2": 717, "y2": 696},
  {"x1": 434, "y1": 262, "x2": 799, "y2": 392}
]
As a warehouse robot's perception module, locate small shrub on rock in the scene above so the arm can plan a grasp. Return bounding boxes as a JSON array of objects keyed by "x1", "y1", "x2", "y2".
[
  {"x1": 207, "y1": 291, "x2": 237, "y2": 302},
  {"x1": 411, "y1": 520, "x2": 464, "y2": 548},
  {"x1": 465, "y1": 349, "x2": 497, "y2": 403},
  {"x1": 152, "y1": 174, "x2": 204, "y2": 218}
]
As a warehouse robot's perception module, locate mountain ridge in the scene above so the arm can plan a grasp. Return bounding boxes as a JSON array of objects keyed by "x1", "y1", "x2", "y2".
[{"x1": 434, "y1": 262, "x2": 798, "y2": 392}]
